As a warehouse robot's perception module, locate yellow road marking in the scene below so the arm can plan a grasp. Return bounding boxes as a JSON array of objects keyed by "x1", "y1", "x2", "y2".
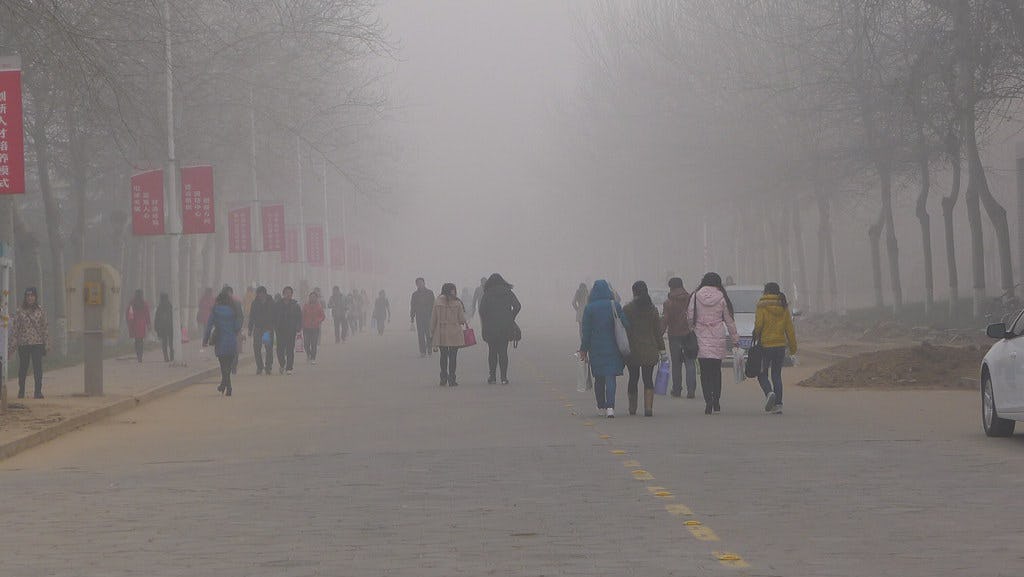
[
  {"x1": 646, "y1": 486, "x2": 666, "y2": 494},
  {"x1": 610, "y1": 449, "x2": 627, "y2": 455},
  {"x1": 654, "y1": 491, "x2": 673, "y2": 498},
  {"x1": 665, "y1": 503, "x2": 693, "y2": 516},
  {"x1": 599, "y1": 434, "x2": 611, "y2": 439},
  {"x1": 714, "y1": 552, "x2": 750, "y2": 568},
  {"x1": 632, "y1": 471, "x2": 654, "y2": 481},
  {"x1": 684, "y1": 520, "x2": 719, "y2": 541}
]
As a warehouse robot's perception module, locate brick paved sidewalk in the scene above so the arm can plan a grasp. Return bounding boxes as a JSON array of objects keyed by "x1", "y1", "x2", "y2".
[{"x1": 0, "y1": 339, "x2": 237, "y2": 448}]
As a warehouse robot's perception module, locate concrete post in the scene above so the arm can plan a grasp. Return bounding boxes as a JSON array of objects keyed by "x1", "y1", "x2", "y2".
[{"x1": 83, "y1": 266, "x2": 104, "y2": 396}]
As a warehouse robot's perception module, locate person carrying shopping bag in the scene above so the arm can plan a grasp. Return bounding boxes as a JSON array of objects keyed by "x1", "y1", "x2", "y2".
[
  {"x1": 579, "y1": 279, "x2": 627, "y2": 418},
  {"x1": 754, "y1": 282, "x2": 798, "y2": 414},
  {"x1": 430, "y1": 283, "x2": 468, "y2": 386},
  {"x1": 623, "y1": 281, "x2": 665, "y2": 417},
  {"x1": 687, "y1": 273, "x2": 739, "y2": 415}
]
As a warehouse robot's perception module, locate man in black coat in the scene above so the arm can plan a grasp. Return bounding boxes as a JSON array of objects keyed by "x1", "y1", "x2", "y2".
[
  {"x1": 410, "y1": 277, "x2": 435, "y2": 357},
  {"x1": 248, "y1": 286, "x2": 276, "y2": 376},
  {"x1": 275, "y1": 286, "x2": 303, "y2": 374}
]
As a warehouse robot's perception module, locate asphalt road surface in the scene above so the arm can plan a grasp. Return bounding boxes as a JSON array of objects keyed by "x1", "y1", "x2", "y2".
[{"x1": 2, "y1": 321, "x2": 1022, "y2": 576}]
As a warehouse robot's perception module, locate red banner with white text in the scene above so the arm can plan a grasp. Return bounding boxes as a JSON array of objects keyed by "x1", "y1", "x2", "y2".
[
  {"x1": 261, "y1": 204, "x2": 285, "y2": 251},
  {"x1": 306, "y1": 225, "x2": 324, "y2": 267},
  {"x1": 0, "y1": 66, "x2": 25, "y2": 195},
  {"x1": 131, "y1": 170, "x2": 165, "y2": 235},
  {"x1": 181, "y1": 165, "x2": 214, "y2": 234},
  {"x1": 228, "y1": 206, "x2": 253, "y2": 253}
]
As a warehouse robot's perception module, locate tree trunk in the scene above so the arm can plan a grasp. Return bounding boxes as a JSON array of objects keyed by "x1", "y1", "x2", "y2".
[
  {"x1": 67, "y1": 105, "x2": 88, "y2": 263},
  {"x1": 791, "y1": 195, "x2": 809, "y2": 312},
  {"x1": 29, "y1": 112, "x2": 68, "y2": 357},
  {"x1": 915, "y1": 123, "x2": 934, "y2": 316},
  {"x1": 878, "y1": 160, "x2": 903, "y2": 315},
  {"x1": 942, "y1": 132, "x2": 962, "y2": 320},
  {"x1": 869, "y1": 214, "x2": 885, "y2": 311},
  {"x1": 817, "y1": 194, "x2": 837, "y2": 313}
]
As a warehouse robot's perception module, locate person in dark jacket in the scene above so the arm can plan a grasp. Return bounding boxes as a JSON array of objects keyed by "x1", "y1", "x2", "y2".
[
  {"x1": 154, "y1": 293, "x2": 174, "y2": 363},
  {"x1": 373, "y1": 290, "x2": 391, "y2": 336},
  {"x1": 248, "y1": 286, "x2": 276, "y2": 375},
  {"x1": 275, "y1": 286, "x2": 303, "y2": 375},
  {"x1": 623, "y1": 281, "x2": 665, "y2": 416},
  {"x1": 477, "y1": 273, "x2": 522, "y2": 384},
  {"x1": 579, "y1": 279, "x2": 627, "y2": 418},
  {"x1": 204, "y1": 288, "x2": 243, "y2": 396},
  {"x1": 662, "y1": 277, "x2": 697, "y2": 398},
  {"x1": 410, "y1": 278, "x2": 435, "y2": 357},
  {"x1": 470, "y1": 277, "x2": 486, "y2": 318},
  {"x1": 328, "y1": 286, "x2": 349, "y2": 343}
]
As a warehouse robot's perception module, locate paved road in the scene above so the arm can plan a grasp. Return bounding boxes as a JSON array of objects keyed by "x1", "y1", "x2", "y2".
[{"x1": 2, "y1": 321, "x2": 1022, "y2": 576}]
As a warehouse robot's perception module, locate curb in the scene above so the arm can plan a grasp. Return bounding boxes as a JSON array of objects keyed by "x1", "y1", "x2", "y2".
[{"x1": 0, "y1": 362, "x2": 233, "y2": 462}]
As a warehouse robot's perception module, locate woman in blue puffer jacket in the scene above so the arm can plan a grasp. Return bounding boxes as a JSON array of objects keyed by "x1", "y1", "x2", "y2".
[
  {"x1": 204, "y1": 288, "x2": 243, "y2": 396},
  {"x1": 579, "y1": 279, "x2": 628, "y2": 418}
]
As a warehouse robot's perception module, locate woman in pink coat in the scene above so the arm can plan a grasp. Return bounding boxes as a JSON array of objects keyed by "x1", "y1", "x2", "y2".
[{"x1": 687, "y1": 272, "x2": 739, "y2": 415}]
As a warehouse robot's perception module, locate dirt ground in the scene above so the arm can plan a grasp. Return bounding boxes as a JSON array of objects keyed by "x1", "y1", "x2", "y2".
[{"x1": 798, "y1": 342, "x2": 986, "y2": 389}]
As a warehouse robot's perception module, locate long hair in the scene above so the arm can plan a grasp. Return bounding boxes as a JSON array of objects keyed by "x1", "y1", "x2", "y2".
[
  {"x1": 21, "y1": 287, "x2": 39, "y2": 310},
  {"x1": 763, "y1": 282, "x2": 788, "y2": 309},
  {"x1": 441, "y1": 282, "x2": 458, "y2": 300},
  {"x1": 485, "y1": 273, "x2": 512, "y2": 290},
  {"x1": 697, "y1": 272, "x2": 734, "y2": 316},
  {"x1": 631, "y1": 280, "x2": 654, "y2": 311}
]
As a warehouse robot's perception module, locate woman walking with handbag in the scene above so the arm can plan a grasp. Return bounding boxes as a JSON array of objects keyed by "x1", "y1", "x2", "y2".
[
  {"x1": 478, "y1": 273, "x2": 522, "y2": 384},
  {"x1": 754, "y1": 282, "x2": 797, "y2": 414},
  {"x1": 579, "y1": 279, "x2": 628, "y2": 418},
  {"x1": 431, "y1": 283, "x2": 468, "y2": 386},
  {"x1": 623, "y1": 281, "x2": 665, "y2": 416},
  {"x1": 662, "y1": 277, "x2": 698, "y2": 398},
  {"x1": 203, "y1": 288, "x2": 243, "y2": 396},
  {"x1": 687, "y1": 273, "x2": 739, "y2": 415}
]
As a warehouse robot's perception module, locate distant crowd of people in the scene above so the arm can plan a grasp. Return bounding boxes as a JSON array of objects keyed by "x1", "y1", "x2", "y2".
[{"x1": 577, "y1": 273, "x2": 797, "y2": 418}]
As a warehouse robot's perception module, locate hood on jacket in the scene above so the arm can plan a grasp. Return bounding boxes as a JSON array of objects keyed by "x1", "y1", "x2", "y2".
[
  {"x1": 757, "y1": 294, "x2": 785, "y2": 308},
  {"x1": 668, "y1": 287, "x2": 689, "y2": 301},
  {"x1": 695, "y1": 285, "x2": 726, "y2": 306},
  {"x1": 588, "y1": 280, "x2": 614, "y2": 303}
]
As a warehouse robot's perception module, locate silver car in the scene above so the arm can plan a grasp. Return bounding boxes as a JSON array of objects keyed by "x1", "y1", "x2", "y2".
[{"x1": 981, "y1": 312, "x2": 1024, "y2": 436}]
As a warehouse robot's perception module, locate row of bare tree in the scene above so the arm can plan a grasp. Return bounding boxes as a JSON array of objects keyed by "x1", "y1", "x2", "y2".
[
  {"x1": 0, "y1": 0, "x2": 394, "y2": 352},
  {"x1": 569, "y1": 0, "x2": 1024, "y2": 320}
]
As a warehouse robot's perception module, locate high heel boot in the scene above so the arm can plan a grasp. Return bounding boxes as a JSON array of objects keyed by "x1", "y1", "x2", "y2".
[{"x1": 644, "y1": 389, "x2": 655, "y2": 417}]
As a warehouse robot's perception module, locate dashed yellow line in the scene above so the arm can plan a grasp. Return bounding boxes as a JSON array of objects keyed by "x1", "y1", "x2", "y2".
[
  {"x1": 715, "y1": 552, "x2": 750, "y2": 568},
  {"x1": 684, "y1": 520, "x2": 720, "y2": 542}
]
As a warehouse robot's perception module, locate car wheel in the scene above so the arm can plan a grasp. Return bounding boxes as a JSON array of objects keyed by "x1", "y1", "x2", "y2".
[{"x1": 982, "y1": 373, "x2": 1015, "y2": 437}]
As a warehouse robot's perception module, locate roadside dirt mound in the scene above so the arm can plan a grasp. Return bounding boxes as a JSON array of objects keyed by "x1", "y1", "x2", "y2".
[{"x1": 798, "y1": 342, "x2": 986, "y2": 389}]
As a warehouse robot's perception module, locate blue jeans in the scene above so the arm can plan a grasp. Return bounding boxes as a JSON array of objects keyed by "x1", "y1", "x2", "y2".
[
  {"x1": 668, "y1": 335, "x2": 697, "y2": 396},
  {"x1": 757, "y1": 346, "x2": 787, "y2": 404},
  {"x1": 594, "y1": 375, "x2": 618, "y2": 409}
]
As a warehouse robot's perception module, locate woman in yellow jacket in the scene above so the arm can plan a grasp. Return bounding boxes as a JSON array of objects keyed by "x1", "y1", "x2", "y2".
[{"x1": 753, "y1": 282, "x2": 797, "y2": 414}]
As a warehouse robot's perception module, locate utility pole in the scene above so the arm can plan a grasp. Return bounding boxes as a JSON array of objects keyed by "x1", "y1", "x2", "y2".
[
  {"x1": 164, "y1": 0, "x2": 184, "y2": 366},
  {"x1": 250, "y1": 86, "x2": 260, "y2": 287},
  {"x1": 296, "y1": 136, "x2": 307, "y2": 285},
  {"x1": 322, "y1": 159, "x2": 331, "y2": 290}
]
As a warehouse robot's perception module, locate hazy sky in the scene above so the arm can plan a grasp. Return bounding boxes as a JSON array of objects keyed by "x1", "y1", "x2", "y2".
[{"x1": 379, "y1": 0, "x2": 584, "y2": 297}]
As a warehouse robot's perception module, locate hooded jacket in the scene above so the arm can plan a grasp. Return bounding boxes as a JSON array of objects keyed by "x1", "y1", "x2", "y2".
[
  {"x1": 661, "y1": 287, "x2": 693, "y2": 337},
  {"x1": 686, "y1": 286, "x2": 738, "y2": 360},
  {"x1": 204, "y1": 302, "x2": 243, "y2": 357},
  {"x1": 478, "y1": 283, "x2": 522, "y2": 343},
  {"x1": 580, "y1": 280, "x2": 627, "y2": 377},
  {"x1": 754, "y1": 294, "x2": 797, "y2": 353}
]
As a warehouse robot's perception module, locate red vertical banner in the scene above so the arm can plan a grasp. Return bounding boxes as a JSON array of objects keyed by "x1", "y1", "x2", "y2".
[
  {"x1": 261, "y1": 204, "x2": 285, "y2": 251},
  {"x1": 130, "y1": 170, "x2": 165, "y2": 235},
  {"x1": 180, "y1": 165, "x2": 215, "y2": 234},
  {"x1": 306, "y1": 225, "x2": 325, "y2": 266},
  {"x1": 0, "y1": 66, "x2": 25, "y2": 195},
  {"x1": 282, "y1": 228, "x2": 299, "y2": 263},
  {"x1": 330, "y1": 236, "x2": 346, "y2": 269},
  {"x1": 228, "y1": 206, "x2": 253, "y2": 253}
]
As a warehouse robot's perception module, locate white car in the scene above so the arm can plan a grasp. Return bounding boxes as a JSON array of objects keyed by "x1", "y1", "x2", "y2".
[{"x1": 981, "y1": 313, "x2": 1024, "y2": 436}]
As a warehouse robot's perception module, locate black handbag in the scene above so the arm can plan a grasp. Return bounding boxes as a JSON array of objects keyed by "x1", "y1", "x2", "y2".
[
  {"x1": 682, "y1": 296, "x2": 699, "y2": 358},
  {"x1": 744, "y1": 335, "x2": 764, "y2": 379}
]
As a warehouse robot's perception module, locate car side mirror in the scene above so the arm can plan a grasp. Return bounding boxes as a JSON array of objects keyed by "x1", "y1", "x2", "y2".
[{"x1": 986, "y1": 323, "x2": 1009, "y2": 339}]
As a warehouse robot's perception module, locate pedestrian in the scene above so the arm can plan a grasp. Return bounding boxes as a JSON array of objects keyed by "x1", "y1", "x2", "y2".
[
  {"x1": 431, "y1": 283, "x2": 468, "y2": 386},
  {"x1": 410, "y1": 278, "x2": 435, "y2": 357},
  {"x1": 373, "y1": 290, "x2": 391, "y2": 336},
  {"x1": 275, "y1": 286, "x2": 303, "y2": 375},
  {"x1": 478, "y1": 273, "x2": 522, "y2": 385},
  {"x1": 623, "y1": 281, "x2": 665, "y2": 417},
  {"x1": 572, "y1": 282, "x2": 589, "y2": 328},
  {"x1": 197, "y1": 287, "x2": 214, "y2": 329},
  {"x1": 687, "y1": 272, "x2": 739, "y2": 415},
  {"x1": 221, "y1": 285, "x2": 245, "y2": 375},
  {"x1": 154, "y1": 292, "x2": 175, "y2": 363},
  {"x1": 350, "y1": 289, "x2": 363, "y2": 333},
  {"x1": 662, "y1": 277, "x2": 698, "y2": 398},
  {"x1": 126, "y1": 289, "x2": 151, "y2": 363},
  {"x1": 301, "y1": 291, "x2": 325, "y2": 364},
  {"x1": 754, "y1": 282, "x2": 798, "y2": 414},
  {"x1": 328, "y1": 286, "x2": 349, "y2": 343},
  {"x1": 248, "y1": 286, "x2": 276, "y2": 376},
  {"x1": 203, "y1": 288, "x2": 243, "y2": 396},
  {"x1": 243, "y1": 286, "x2": 256, "y2": 319},
  {"x1": 360, "y1": 289, "x2": 369, "y2": 332},
  {"x1": 579, "y1": 279, "x2": 626, "y2": 418},
  {"x1": 7, "y1": 287, "x2": 49, "y2": 399},
  {"x1": 471, "y1": 277, "x2": 486, "y2": 318},
  {"x1": 461, "y1": 286, "x2": 473, "y2": 317}
]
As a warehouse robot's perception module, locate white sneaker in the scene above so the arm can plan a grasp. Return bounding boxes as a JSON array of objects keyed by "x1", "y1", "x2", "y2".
[
  {"x1": 764, "y1": 392, "x2": 777, "y2": 413},
  {"x1": 606, "y1": 407, "x2": 615, "y2": 418},
  {"x1": 312, "y1": 359, "x2": 317, "y2": 365},
  {"x1": 286, "y1": 369, "x2": 293, "y2": 375}
]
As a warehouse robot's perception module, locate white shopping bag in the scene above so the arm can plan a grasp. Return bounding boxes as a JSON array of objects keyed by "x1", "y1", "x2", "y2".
[{"x1": 575, "y1": 353, "x2": 593, "y2": 392}]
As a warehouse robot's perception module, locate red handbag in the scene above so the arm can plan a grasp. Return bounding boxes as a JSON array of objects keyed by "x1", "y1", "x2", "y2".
[{"x1": 463, "y1": 327, "x2": 477, "y2": 347}]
